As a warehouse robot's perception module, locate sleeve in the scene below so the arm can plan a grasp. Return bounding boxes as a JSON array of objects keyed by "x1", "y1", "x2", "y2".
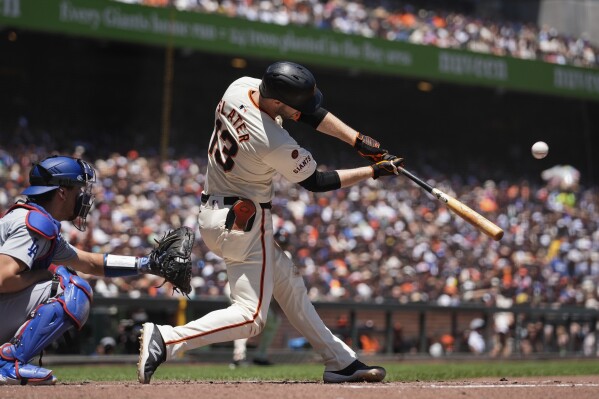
[
  {"x1": 262, "y1": 142, "x2": 317, "y2": 184},
  {"x1": 0, "y1": 223, "x2": 52, "y2": 270},
  {"x1": 51, "y1": 235, "x2": 78, "y2": 263}
]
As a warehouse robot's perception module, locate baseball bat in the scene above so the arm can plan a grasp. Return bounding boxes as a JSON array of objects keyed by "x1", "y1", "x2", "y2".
[{"x1": 398, "y1": 167, "x2": 504, "y2": 241}]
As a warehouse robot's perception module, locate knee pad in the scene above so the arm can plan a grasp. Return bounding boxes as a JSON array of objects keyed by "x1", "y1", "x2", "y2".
[
  {"x1": 55, "y1": 267, "x2": 93, "y2": 329},
  {"x1": 1, "y1": 266, "x2": 93, "y2": 364}
]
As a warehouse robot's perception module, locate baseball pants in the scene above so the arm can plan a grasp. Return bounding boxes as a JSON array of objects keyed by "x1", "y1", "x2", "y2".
[
  {"x1": 0, "y1": 281, "x2": 54, "y2": 344},
  {"x1": 156, "y1": 198, "x2": 357, "y2": 371}
]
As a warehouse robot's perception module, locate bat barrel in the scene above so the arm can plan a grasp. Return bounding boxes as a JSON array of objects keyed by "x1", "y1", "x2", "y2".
[{"x1": 398, "y1": 167, "x2": 503, "y2": 241}]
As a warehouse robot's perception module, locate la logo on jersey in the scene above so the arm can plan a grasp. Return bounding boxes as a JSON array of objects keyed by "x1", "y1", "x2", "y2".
[
  {"x1": 27, "y1": 237, "x2": 39, "y2": 258},
  {"x1": 1, "y1": 0, "x2": 21, "y2": 17}
]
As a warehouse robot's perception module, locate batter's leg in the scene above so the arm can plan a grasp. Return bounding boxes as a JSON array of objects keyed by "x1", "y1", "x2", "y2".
[
  {"x1": 163, "y1": 261, "x2": 273, "y2": 357},
  {"x1": 271, "y1": 243, "x2": 357, "y2": 371},
  {"x1": 253, "y1": 306, "x2": 281, "y2": 364},
  {"x1": 138, "y1": 235, "x2": 276, "y2": 384}
]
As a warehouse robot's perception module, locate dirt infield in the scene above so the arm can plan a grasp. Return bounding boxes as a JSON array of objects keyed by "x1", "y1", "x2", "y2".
[{"x1": 2, "y1": 376, "x2": 599, "y2": 399}]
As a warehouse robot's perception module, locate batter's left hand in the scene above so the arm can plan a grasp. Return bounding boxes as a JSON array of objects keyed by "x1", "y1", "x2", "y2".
[
  {"x1": 371, "y1": 156, "x2": 405, "y2": 179},
  {"x1": 354, "y1": 133, "x2": 389, "y2": 163}
]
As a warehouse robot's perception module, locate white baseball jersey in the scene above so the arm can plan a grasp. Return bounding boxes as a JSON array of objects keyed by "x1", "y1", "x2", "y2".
[
  {"x1": 204, "y1": 77, "x2": 317, "y2": 202},
  {"x1": 156, "y1": 76, "x2": 357, "y2": 372}
]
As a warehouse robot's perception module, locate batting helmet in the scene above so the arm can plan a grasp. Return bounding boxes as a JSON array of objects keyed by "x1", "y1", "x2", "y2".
[
  {"x1": 259, "y1": 61, "x2": 323, "y2": 114},
  {"x1": 23, "y1": 155, "x2": 96, "y2": 231}
]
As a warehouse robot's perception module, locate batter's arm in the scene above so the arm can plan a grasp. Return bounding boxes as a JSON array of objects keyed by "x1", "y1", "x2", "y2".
[
  {"x1": 337, "y1": 166, "x2": 377, "y2": 188},
  {"x1": 299, "y1": 166, "x2": 375, "y2": 192},
  {"x1": 0, "y1": 254, "x2": 51, "y2": 293},
  {"x1": 312, "y1": 112, "x2": 358, "y2": 146},
  {"x1": 311, "y1": 112, "x2": 391, "y2": 163}
]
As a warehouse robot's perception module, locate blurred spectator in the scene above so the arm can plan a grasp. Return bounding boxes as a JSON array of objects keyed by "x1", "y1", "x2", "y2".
[
  {"x1": 358, "y1": 320, "x2": 381, "y2": 354},
  {"x1": 440, "y1": 333, "x2": 455, "y2": 354},
  {"x1": 467, "y1": 318, "x2": 486, "y2": 354},
  {"x1": 490, "y1": 297, "x2": 514, "y2": 357},
  {"x1": 95, "y1": 336, "x2": 117, "y2": 355},
  {"x1": 429, "y1": 332, "x2": 454, "y2": 357},
  {"x1": 556, "y1": 325, "x2": 570, "y2": 355}
]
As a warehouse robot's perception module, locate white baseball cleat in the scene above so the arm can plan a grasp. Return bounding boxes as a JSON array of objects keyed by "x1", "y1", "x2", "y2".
[
  {"x1": 137, "y1": 323, "x2": 166, "y2": 384},
  {"x1": 323, "y1": 360, "x2": 386, "y2": 383}
]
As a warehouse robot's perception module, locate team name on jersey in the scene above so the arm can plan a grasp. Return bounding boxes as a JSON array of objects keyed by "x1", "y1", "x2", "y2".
[
  {"x1": 293, "y1": 155, "x2": 312, "y2": 174},
  {"x1": 216, "y1": 100, "x2": 250, "y2": 142}
]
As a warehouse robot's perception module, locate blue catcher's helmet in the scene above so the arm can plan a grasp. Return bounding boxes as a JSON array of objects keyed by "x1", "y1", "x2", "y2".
[{"x1": 22, "y1": 155, "x2": 96, "y2": 231}]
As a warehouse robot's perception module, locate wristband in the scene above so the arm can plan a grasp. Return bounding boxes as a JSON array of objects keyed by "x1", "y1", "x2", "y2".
[
  {"x1": 371, "y1": 165, "x2": 380, "y2": 180},
  {"x1": 103, "y1": 254, "x2": 145, "y2": 277}
]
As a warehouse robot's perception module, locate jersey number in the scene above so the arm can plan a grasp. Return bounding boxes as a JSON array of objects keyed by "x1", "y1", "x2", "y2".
[{"x1": 209, "y1": 120, "x2": 238, "y2": 172}]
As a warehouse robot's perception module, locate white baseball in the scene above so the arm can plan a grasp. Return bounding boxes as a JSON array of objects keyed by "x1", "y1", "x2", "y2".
[{"x1": 531, "y1": 141, "x2": 549, "y2": 159}]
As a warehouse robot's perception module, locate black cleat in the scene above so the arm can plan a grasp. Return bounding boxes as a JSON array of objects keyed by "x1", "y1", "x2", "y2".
[
  {"x1": 137, "y1": 323, "x2": 166, "y2": 384},
  {"x1": 323, "y1": 360, "x2": 386, "y2": 383}
]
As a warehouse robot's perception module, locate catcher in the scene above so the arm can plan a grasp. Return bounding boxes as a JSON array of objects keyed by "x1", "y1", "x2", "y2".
[{"x1": 0, "y1": 155, "x2": 193, "y2": 385}]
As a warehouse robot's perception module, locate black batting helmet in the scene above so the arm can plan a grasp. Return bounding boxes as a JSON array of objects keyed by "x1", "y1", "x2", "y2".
[{"x1": 259, "y1": 61, "x2": 323, "y2": 114}]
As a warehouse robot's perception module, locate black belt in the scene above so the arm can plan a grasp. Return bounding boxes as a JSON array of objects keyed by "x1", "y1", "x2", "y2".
[{"x1": 201, "y1": 193, "x2": 272, "y2": 209}]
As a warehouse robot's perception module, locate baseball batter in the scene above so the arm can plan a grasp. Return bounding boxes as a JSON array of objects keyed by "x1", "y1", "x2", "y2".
[{"x1": 138, "y1": 61, "x2": 404, "y2": 383}]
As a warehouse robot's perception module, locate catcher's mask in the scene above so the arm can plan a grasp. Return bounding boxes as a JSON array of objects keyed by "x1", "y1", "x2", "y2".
[
  {"x1": 23, "y1": 155, "x2": 96, "y2": 231},
  {"x1": 259, "y1": 61, "x2": 323, "y2": 114}
]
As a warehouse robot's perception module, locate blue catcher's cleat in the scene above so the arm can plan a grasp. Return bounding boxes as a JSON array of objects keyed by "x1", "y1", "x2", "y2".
[{"x1": 0, "y1": 358, "x2": 57, "y2": 385}]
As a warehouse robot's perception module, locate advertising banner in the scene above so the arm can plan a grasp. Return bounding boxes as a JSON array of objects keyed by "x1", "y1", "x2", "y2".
[{"x1": 1, "y1": 0, "x2": 598, "y2": 100}]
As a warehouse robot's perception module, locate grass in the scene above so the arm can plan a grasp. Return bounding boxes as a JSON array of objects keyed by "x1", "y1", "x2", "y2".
[{"x1": 50, "y1": 359, "x2": 599, "y2": 383}]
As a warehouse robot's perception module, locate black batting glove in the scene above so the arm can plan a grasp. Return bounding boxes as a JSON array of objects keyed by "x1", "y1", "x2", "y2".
[
  {"x1": 371, "y1": 156, "x2": 405, "y2": 179},
  {"x1": 354, "y1": 133, "x2": 389, "y2": 163}
]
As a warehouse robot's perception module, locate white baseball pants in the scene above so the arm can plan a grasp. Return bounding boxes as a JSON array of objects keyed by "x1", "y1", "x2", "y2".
[{"x1": 155, "y1": 198, "x2": 356, "y2": 371}]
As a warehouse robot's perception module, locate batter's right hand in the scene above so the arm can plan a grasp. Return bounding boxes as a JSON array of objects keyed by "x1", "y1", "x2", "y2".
[
  {"x1": 371, "y1": 156, "x2": 405, "y2": 179},
  {"x1": 354, "y1": 133, "x2": 389, "y2": 163}
]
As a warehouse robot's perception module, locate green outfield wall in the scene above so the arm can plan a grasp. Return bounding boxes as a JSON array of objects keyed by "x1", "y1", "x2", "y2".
[{"x1": 1, "y1": 0, "x2": 599, "y2": 101}]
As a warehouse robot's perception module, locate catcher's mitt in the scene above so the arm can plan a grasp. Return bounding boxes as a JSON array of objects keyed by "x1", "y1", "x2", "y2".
[{"x1": 148, "y1": 226, "x2": 195, "y2": 296}]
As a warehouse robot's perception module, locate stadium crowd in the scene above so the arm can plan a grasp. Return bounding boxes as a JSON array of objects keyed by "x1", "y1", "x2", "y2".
[
  {"x1": 115, "y1": 0, "x2": 599, "y2": 68},
  {"x1": 2, "y1": 143, "x2": 598, "y2": 313}
]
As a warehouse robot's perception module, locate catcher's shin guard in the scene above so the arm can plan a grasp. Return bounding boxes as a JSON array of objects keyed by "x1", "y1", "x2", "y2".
[{"x1": 0, "y1": 266, "x2": 92, "y2": 366}]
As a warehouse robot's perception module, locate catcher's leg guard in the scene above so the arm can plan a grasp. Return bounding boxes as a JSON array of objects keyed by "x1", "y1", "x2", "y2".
[{"x1": 0, "y1": 266, "x2": 92, "y2": 385}]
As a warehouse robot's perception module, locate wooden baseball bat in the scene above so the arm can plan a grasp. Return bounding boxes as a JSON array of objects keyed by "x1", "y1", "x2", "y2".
[{"x1": 398, "y1": 167, "x2": 504, "y2": 241}]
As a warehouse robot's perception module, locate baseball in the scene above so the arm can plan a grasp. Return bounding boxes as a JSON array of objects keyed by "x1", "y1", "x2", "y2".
[{"x1": 531, "y1": 141, "x2": 549, "y2": 159}]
